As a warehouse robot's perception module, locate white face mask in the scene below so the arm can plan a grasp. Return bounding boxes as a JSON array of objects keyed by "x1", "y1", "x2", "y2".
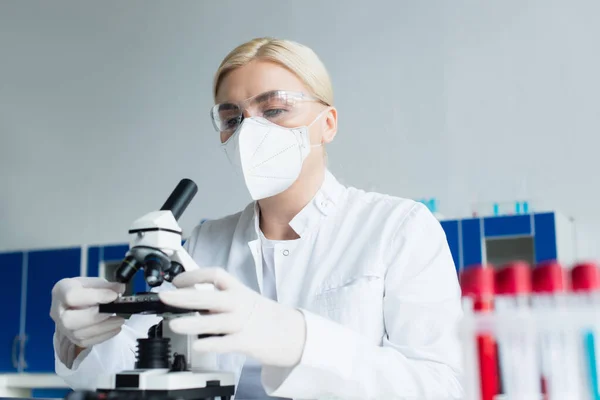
[{"x1": 222, "y1": 112, "x2": 325, "y2": 200}]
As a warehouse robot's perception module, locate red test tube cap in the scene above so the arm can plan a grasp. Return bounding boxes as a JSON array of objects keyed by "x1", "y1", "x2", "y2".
[
  {"x1": 571, "y1": 262, "x2": 600, "y2": 292},
  {"x1": 533, "y1": 261, "x2": 567, "y2": 294},
  {"x1": 460, "y1": 264, "x2": 495, "y2": 299},
  {"x1": 495, "y1": 261, "x2": 532, "y2": 295}
]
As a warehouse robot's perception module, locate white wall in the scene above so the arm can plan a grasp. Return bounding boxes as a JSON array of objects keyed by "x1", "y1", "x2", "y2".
[{"x1": 1, "y1": 1, "x2": 598, "y2": 260}]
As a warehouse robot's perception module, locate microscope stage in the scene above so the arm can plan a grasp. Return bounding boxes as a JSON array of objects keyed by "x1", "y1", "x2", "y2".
[{"x1": 98, "y1": 292, "x2": 204, "y2": 315}]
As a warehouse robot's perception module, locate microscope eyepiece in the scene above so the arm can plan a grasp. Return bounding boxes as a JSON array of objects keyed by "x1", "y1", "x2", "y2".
[
  {"x1": 115, "y1": 255, "x2": 141, "y2": 284},
  {"x1": 160, "y1": 179, "x2": 198, "y2": 221}
]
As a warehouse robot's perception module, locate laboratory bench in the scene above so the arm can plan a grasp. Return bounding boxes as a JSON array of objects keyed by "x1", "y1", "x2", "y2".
[{"x1": 0, "y1": 373, "x2": 70, "y2": 398}]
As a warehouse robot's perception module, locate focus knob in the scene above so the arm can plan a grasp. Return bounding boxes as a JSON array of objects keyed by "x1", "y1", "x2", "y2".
[{"x1": 171, "y1": 354, "x2": 187, "y2": 372}]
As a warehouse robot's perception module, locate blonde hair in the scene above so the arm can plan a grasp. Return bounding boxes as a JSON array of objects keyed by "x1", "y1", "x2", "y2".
[{"x1": 213, "y1": 37, "x2": 333, "y2": 106}]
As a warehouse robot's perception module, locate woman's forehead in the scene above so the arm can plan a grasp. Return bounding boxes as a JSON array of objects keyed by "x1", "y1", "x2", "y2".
[{"x1": 215, "y1": 60, "x2": 307, "y2": 104}]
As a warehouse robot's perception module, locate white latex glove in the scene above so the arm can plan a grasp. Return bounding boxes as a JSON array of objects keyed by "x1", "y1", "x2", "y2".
[
  {"x1": 158, "y1": 267, "x2": 307, "y2": 368},
  {"x1": 50, "y1": 277, "x2": 126, "y2": 348}
]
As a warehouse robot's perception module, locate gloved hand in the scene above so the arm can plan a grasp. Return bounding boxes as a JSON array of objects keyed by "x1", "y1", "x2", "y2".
[
  {"x1": 50, "y1": 277, "x2": 126, "y2": 348},
  {"x1": 158, "y1": 268, "x2": 307, "y2": 368}
]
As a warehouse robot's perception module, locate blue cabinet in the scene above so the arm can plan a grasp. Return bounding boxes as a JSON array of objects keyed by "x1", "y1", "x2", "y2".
[
  {"x1": 440, "y1": 220, "x2": 460, "y2": 274},
  {"x1": 31, "y1": 389, "x2": 73, "y2": 398},
  {"x1": 0, "y1": 242, "x2": 156, "y2": 375},
  {"x1": 461, "y1": 218, "x2": 483, "y2": 268},
  {"x1": 533, "y1": 212, "x2": 558, "y2": 263},
  {"x1": 483, "y1": 215, "x2": 532, "y2": 237},
  {"x1": 0, "y1": 252, "x2": 24, "y2": 372},
  {"x1": 25, "y1": 248, "x2": 81, "y2": 372},
  {"x1": 0, "y1": 242, "x2": 149, "y2": 374},
  {"x1": 0, "y1": 247, "x2": 81, "y2": 373},
  {"x1": 440, "y1": 211, "x2": 573, "y2": 271}
]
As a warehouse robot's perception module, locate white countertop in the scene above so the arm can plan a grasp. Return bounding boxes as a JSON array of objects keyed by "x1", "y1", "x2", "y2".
[{"x1": 0, "y1": 374, "x2": 68, "y2": 389}]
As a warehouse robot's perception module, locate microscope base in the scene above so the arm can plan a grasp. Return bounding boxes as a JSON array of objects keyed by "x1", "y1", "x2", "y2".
[{"x1": 95, "y1": 369, "x2": 235, "y2": 400}]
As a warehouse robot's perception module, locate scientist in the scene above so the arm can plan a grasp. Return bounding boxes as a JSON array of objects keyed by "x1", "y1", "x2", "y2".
[{"x1": 50, "y1": 37, "x2": 464, "y2": 399}]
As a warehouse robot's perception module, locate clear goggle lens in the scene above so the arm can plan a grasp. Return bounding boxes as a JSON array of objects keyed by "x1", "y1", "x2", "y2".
[{"x1": 210, "y1": 90, "x2": 319, "y2": 133}]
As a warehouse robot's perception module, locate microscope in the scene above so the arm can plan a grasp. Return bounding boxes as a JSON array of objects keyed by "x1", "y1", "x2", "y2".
[{"x1": 66, "y1": 179, "x2": 236, "y2": 400}]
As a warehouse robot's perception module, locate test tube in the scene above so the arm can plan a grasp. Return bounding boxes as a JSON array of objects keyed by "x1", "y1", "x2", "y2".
[
  {"x1": 460, "y1": 265, "x2": 500, "y2": 400},
  {"x1": 495, "y1": 261, "x2": 541, "y2": 399},
  {"x1": 532, "y1": 261, "x2": 584, "y2": 400},
  {"x1": 571, "y1": 262, "x2": 600, "y2": 400}
]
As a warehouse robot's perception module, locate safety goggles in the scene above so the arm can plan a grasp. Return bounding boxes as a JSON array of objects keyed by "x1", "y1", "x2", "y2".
[{"x1": 210, "y1": 90, "x2": 321, "y2": 133}]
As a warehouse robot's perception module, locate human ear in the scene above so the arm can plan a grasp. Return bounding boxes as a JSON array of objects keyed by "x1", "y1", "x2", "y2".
[{"x1": 321, "y1": 107, "x2": 338, "y2": 144}]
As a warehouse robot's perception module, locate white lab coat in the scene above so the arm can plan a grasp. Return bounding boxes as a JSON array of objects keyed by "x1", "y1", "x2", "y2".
[{"x1": 54, "y1": 170, "x2": 464, "y2": 399}]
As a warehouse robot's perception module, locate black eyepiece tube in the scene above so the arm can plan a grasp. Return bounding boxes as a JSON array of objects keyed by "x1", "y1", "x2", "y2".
[{"x1": 160, "y1": 179, "x2": 198, "y2": 221}]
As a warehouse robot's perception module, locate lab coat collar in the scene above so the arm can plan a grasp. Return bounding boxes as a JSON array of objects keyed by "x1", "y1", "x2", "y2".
[
  {"x1": 288, "y1": 169, "x2": 345, "y2": 237},
  {"x1": 243, "y1": 170, "x2": 346, "y2": 293}
]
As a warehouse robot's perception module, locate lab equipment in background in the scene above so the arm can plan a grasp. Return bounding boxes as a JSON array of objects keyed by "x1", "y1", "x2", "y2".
[
  {"x1": 65, "y1": 179, "x2": 235, "y2": 400},
  {"x1": 571, "y1": 262, "x2": 600, "y2": 400},
  {"x1": 494, "y1": 262, "x2": 541, "y2": 400},
  {"x1": 440, "y1": 211, "x2": 575, "y2": 275},
  {"x1": 460, "y1": 265, "x2": 500, "y2": 400},
  {"x1": 460, "y1": 260, "x2": 600, "y2": 400},
  {"x1": 417, "y1": 197, "x2": 446, "y2": 220},
  {"x1": 471, "y1": 200, "x2": 531, "y2": 218}
]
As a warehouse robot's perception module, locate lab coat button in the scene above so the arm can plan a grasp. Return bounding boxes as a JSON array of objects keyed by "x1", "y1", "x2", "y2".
[{"x1": 282, "y1": 249, "x2": 290, "y2": 256}]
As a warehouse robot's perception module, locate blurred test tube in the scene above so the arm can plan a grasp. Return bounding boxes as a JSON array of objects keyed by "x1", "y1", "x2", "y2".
[
  {"x1": 571, "y1": 262, "x2": 600, "y2": 400},
  {"x1": 532, "y1": 261, "x2": 584, "y2": 400},
  {"x1": 495, "y1": 261, "x2": 542, "y2": 400},
  {"x1": 461, "y1": 265, "x2": 500, "y2": 400}
]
